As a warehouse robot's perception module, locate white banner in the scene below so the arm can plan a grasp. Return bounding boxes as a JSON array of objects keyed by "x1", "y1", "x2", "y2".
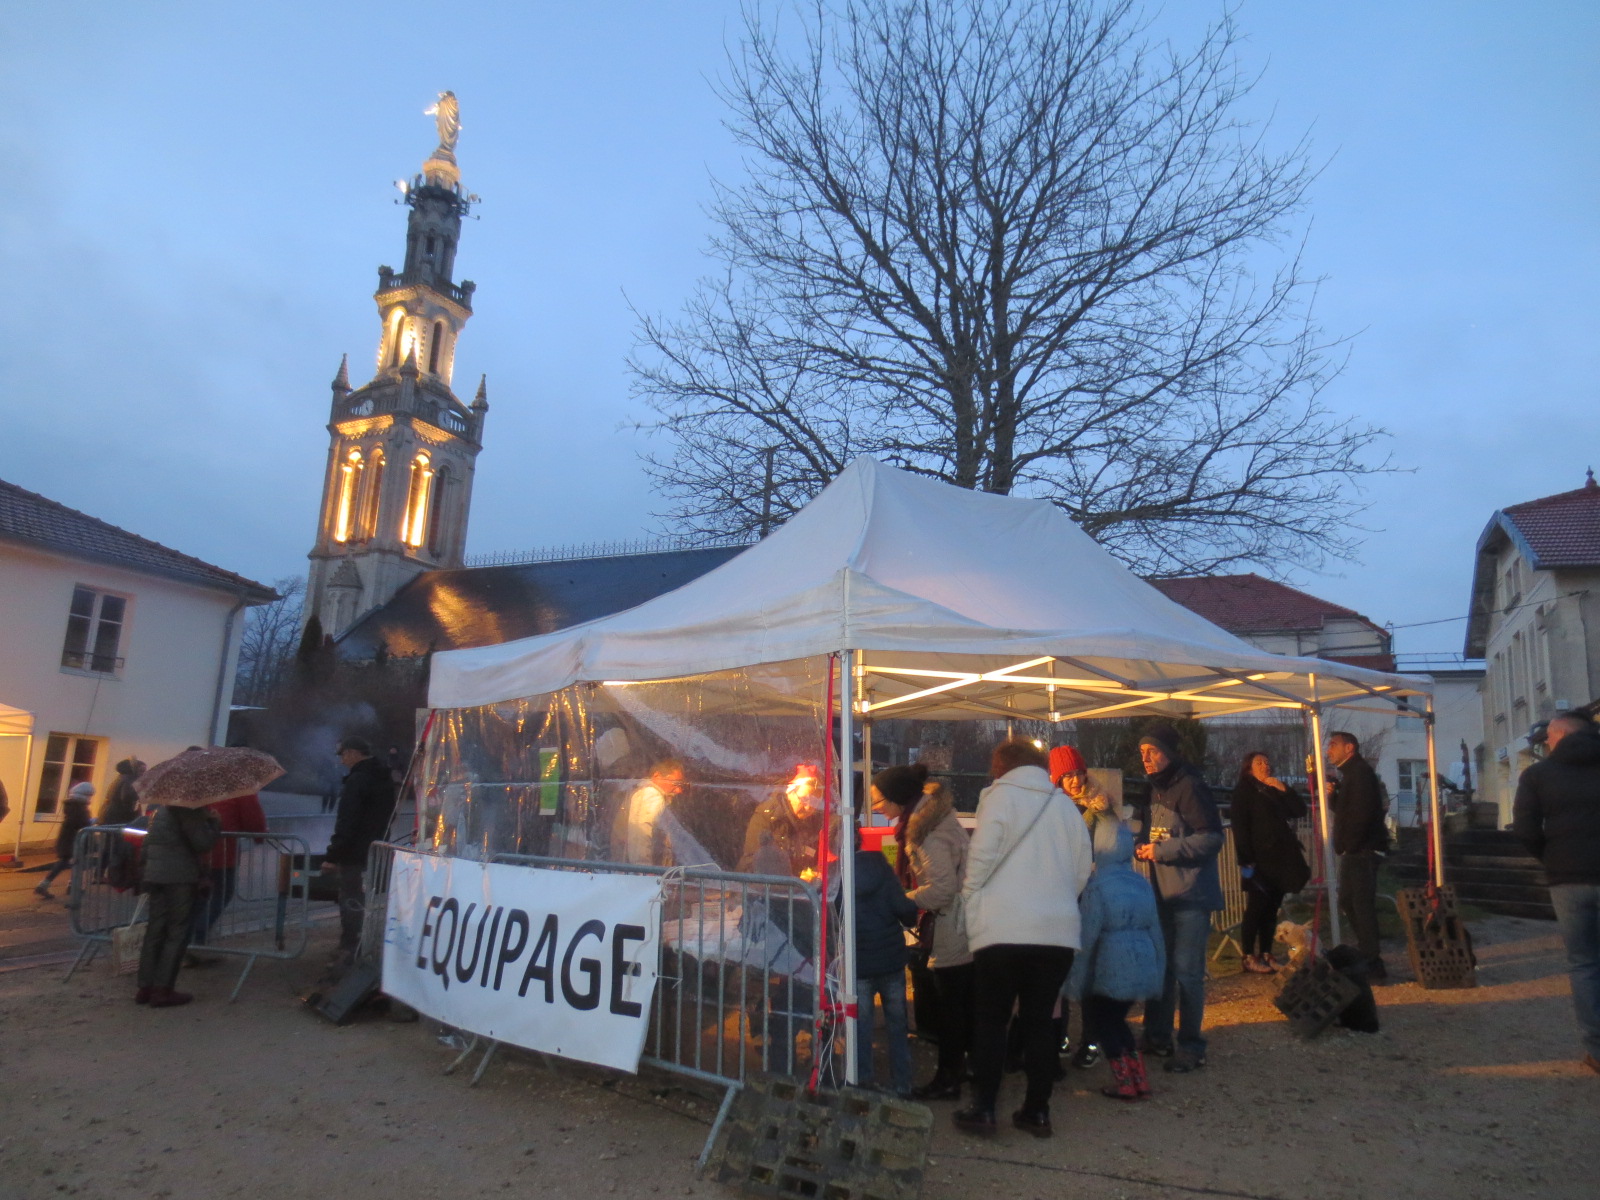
[{"x1": 382, "y1": 852, "x2": 662, "y2": 1073}]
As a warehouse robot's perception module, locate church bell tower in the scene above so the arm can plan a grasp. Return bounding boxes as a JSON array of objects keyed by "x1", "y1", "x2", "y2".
[{"x1": 306, "y1": 92, "x2": 488, "y2": 639}]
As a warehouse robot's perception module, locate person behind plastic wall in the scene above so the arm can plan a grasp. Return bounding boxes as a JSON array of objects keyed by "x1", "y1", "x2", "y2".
[
  {"x1": 954, "y1": 738, "x2": 1093, "y2": 1140},
  {"x1": 612, "y1": 758, "x2": 687, "y2": 866},
  {"x1": 1512, "y1": 710, "x2": 1600, "y2": 1075},
  {"x1": 1230, "y1": 751, "x2": 1310, "y2": 974},
  {"x1": 738, "y1": 764, "x2": 825, "y2": 879},
  {"x1": 870, "y1": 763, "x2": 975, "y2": 1102},
  {"x1": 1133, "y1": 724, "x2": 1223, "y2": 1073}
]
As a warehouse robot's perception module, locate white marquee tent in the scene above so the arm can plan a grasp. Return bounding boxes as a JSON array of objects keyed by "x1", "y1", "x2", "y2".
[{"x1": 426, "y1": 457, "x2": 1443, "y2": 1082}]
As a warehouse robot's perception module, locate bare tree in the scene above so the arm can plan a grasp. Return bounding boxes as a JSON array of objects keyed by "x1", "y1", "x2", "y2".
[
  {"x1": 233, "y1": 576, "x2": 305, "y2": 707},
  {"x1": 633, "y1": 0, "x2": 1388, "y2": 576}
]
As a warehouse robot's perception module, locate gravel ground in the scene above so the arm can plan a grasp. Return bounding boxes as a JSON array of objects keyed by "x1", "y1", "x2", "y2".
[{"x1": 1, "y1": 914, "x2": 1597, "y2": 1200}]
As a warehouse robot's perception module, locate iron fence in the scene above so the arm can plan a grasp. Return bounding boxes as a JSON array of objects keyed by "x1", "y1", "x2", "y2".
[{"x1": 64, "y1": 825, "x2": 325, "y2": 999}]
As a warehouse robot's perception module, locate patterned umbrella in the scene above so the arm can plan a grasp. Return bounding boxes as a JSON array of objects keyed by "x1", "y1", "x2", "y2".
[{"x1": 134, "y1": 747, "x2": 284, "y2": 809}]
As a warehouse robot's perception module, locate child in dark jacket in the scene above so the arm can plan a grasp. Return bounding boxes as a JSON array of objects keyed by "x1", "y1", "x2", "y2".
[{"x1": 852, "y1": 844, "x2": 919, "y2": 1096}]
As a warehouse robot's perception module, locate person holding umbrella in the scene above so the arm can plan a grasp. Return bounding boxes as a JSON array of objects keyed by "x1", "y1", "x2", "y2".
[{"x1": 132, "y1": 746, "x2": 284, "y2": 1006}]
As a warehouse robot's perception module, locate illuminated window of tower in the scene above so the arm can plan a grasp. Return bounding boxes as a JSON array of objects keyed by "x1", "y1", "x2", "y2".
[
  {"x1": 403, "y1": 453, "x2": 434, "y2": 548},
  {"x1": 333, "y1": 449, "x2": 363, "y2": 543},
  {"x1": 386, "y1": 308, "x2": 407, "y2": 367},
  {"x1": 358, "y1": 449, "x2": 385, "y2": 539},
  {"x1": 429, "y1": 321, "x2": 444, "y2": 374},
  {"x1": 427, "y1": 466, "x2": 450, "y2": 554}
]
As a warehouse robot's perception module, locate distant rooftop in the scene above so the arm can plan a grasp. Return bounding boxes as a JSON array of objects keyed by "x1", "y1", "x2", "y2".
[
  {"x1": 337, "y1": 543, "x2": 749, "y2": 658},
  {"x1": 1497, "y1": 472, "x2": 1600, "y2": 569},
  {"x1": 1149, "y1": 573, "x2": 1373, "y2": 634},
  {"x1": 0, "y1": 477, "x2": 276, "y2": 602}
]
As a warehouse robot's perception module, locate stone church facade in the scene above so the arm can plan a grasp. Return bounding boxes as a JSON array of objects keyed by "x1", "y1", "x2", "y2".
[{"x1": 305, "y1": 94, "x2": 488, "y2": 638}]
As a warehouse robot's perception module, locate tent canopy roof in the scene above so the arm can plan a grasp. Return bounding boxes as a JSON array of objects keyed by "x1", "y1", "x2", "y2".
[
  {"x1": 0, "y1": 702, "x2": 34, "y2": 737},
  {"x1": 430, "y1": 459, "x2": 1429, "y2": 718}
]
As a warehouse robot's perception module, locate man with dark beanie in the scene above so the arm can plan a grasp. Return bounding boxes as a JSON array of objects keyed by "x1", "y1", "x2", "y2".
[
  {"x1": 1132, "y1": 724, "x2": 1223, "y2": 1072},
  {"x1": 321, "y1": 736, "x2": 398, "y2": 969},
  {"x1": 1326, "y1": 731, "x2": 1390, "y2": 982},
  {"x1": 1513, "y1": 711, "x2": 1600, "y2": 1074}
]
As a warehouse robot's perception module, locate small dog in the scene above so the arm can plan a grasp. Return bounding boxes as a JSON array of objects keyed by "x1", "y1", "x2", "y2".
[{"x1": 1275, "y1": 920, "x2": 1315, "y2": 967}]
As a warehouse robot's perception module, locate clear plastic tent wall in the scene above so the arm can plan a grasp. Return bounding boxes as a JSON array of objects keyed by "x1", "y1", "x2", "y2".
[{"x1": 418, "y1": 657, "x2": 842, "y2": 873}]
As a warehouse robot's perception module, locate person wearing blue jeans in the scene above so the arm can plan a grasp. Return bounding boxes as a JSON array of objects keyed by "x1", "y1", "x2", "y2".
[
  {"x1": 1513, "y1": 711, "x2": 1600, "y2": 1074},
  {"x1": 851, "y1": 840, "x2": 918, "y2": 1095},
  {"x1": 855, "y1": 968, "x2": 913, "y2": 1095},
  {"x1": 1133, "y1": 725, "x2": 1224, "y2": 1072}
]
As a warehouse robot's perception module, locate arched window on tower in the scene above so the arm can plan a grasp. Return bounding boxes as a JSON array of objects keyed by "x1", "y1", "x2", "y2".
[
  {"x1": 333, "y1": 448, "x2": 363, "y2": 543},
  {"x1": 427, "y1": 466, "x2": 450, "y2": 555},
  {"x1": 357, "y1": 449, "x2": 385, "y2": 540},
  {"x1": 403, "y1": 452, "x2": 434, "y2": 548},
  {"x1": 386, "y1": 308, "x2": 407, "y2": 367},
  {"x1": 429, "y1": 321, "x2": 444, "y2": 374}
]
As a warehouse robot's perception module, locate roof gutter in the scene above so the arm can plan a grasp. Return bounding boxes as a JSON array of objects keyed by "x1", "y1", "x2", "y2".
[{"x1": 208, "y1": 593, "x2": 251, "y2": 745}]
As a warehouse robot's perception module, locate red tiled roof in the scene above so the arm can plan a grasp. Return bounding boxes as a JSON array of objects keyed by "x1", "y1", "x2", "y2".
[
  {"x1": 1147, "y1": 573, "x2": 1365, "y2": 633},
  {"x1": 1500, "y1": 477, "x2": 1600, "y2": 568}
]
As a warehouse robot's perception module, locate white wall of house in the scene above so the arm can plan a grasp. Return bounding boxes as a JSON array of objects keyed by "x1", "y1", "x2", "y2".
[
  {"x1": 0, "y1": 541, "x2": 248, "y2": 850},
  {"x1": 1477, "y1": 547, "x2": 1600, "y2": 822}
]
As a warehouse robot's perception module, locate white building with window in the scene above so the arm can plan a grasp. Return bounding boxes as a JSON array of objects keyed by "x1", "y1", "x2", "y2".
[
  {"x1": 0, "y1": 479, "x2": 275, "y2": 854},
  {"x1": 1466, "y1": 473, "x2": 1600, "y2": 822}
]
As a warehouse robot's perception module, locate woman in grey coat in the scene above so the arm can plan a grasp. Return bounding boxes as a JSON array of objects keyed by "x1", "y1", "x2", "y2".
[
  {"x1": 1066, "y1": 825, "x2": 1166, "y2": 1100},
  {"x1": 871, "y1": 764, "x2": 974, "y2": 1101},
  {"x1": 136, "y1": 803, "x2": 220, "y2": 1008}
]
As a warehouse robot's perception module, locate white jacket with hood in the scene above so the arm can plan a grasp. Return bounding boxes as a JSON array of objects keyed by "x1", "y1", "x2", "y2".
[{"x1": 961, "y1": 764, "x2": 1093, "y2": 953}]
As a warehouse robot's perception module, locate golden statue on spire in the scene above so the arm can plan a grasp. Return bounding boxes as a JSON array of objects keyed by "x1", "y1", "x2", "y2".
[{"x1": 421, "y1": 91, "x2": 461, "y2": 187}]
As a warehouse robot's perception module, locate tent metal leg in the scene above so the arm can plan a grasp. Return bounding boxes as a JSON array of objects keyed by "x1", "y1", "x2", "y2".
[
  {"x1": 839, "y1": 651, "x2": 859, "y2": 1086},
  {"x1": 1307, "y1": 692, "x2": 1342, "y2": 947},
  {"x1": 1424, "y1": 701, "x2": 1446, "y2": 887}
]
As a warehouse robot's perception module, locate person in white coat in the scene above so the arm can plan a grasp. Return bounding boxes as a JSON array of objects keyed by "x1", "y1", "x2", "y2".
[{"x1": 953, "y1": 739, "x2": 1093, "y2": 1139}]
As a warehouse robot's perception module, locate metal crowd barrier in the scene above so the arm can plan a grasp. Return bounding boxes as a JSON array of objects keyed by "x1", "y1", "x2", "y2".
[
  {"x1": 63, "y1": 825, "x2": 324, "y2": 1000},
  {"x1": 362, "y1": 846, "x2": 825, "y2": 1091}
]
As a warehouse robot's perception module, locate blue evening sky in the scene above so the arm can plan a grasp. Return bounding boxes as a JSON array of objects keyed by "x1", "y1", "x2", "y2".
[{"x1": 1, "y1": 2, "x2": 1593, "y2": 659}]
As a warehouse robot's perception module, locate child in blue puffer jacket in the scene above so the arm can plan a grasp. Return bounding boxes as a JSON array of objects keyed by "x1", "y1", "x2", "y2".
[
  {"x1": 1066, "y1": 824, "x2": 1166, "y2": 1100},
  {"x1": 851, "y1": 839, "x2": 919, "y2": 1096}
]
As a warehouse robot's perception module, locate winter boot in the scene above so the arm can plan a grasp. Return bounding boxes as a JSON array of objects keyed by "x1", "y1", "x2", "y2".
[
  {"x1": 148, "y1": 987, "x2": 194, "y2": 1008},
  {"x1": 1100, "y1": 1054, "x2": 1139, "y2": 1102},
  {"x1": 1128, "y1": 1052, "x2": 1153, "y2": 1099}
]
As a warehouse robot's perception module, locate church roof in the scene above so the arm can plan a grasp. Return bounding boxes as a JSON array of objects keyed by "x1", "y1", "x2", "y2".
[
  {"x1": 0, "y1": 477, "x2": 277, "y2": 601},
  {"x1": 335, "y1": 544, "x2": 749, "y2": 659}
]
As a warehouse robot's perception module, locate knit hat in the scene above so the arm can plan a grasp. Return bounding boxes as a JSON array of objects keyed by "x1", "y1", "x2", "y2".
[
  {"x1": 1048, "y1": 745, "x2": 1085, "y2": 783},
  {"x1": 68, "y1": 781, "x2": 95, "y2": 800},
  {"x1": 1138, "y1": 724, "x2": 1182, "y2": 762},
  {"x1": 872, "y1": 763, "x2": 929, "y2": 808}
]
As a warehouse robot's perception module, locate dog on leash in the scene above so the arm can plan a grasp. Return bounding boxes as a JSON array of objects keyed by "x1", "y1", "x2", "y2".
[{"x1": 1275, "y1": 920, "x2": 1315, "y2": 967}]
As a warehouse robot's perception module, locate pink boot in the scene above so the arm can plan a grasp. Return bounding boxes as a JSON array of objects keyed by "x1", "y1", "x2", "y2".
[
  {"x1": 1127, "y1": 1052, "x2": 1153, "y2": 1099},
  {"x1": 1100, "y1": 1054, "x2": 1139, "y2": 1102}
]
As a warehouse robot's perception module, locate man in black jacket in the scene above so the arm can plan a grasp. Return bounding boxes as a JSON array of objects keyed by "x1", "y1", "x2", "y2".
[
  {"x1": 1513, "y1": 711, "x2": 1600, "y2": 1074},
  {"x1": 323, "y1": 736, "x2": 398, "y2": 967},
  {"x1": 1326, "y1": 731, "x2": 1389, "y2": 981}
]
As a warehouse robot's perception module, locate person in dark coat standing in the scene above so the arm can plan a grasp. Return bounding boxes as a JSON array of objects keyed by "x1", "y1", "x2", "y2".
[
  {"x1": 1133, "y1": 725, "x2": 1223, "y2": 1073},
  {"x1": 322, "y1": 737, "x2": 398, "y2": 968},
  {"x1": 851, "y1": 834, "x2": 919, "y2": 1096},
  {"x1": 1231, "y1": 752, "x2": 1311, "y2": 973},
  {"x1": 1326, "y1": 731, "x2": 1389, "y2": 982},
  {"x1": 136, "y1": 802, "x2": 221, "y2": 1007},
  {"x1": 34, "y1": 781, "x2": 96, "y2": 899},
  {"x1": 1513, "y1": 711, "x2": 1600, "y2": 1074},
  {"x1": 99, "y1": 758, "x2": 146, "y2": 826}
]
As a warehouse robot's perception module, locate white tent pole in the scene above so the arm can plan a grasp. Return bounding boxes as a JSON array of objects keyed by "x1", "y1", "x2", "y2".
[
  {"x1": 11, "y1": 731, "x2": 35, "y2": 863},
  {"x1": 839, "y1": 651, "x2": 860, "y2": 1085},
  {"x1": 1307, "y1": 689, "x2": 1342, "y2": 947},
  {"x1": 1424, "y1": 698, "x2": 1446, "y2": 888}
]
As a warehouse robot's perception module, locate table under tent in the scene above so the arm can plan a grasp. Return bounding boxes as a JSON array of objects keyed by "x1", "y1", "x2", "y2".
[{"x1": 415, "y1": 457, "x2": 1439, "y2": 1088}]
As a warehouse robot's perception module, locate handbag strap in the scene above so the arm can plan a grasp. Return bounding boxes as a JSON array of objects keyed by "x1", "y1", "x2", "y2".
[{"x1": 977, "y1": 789, "x2": 1056, "y2": 890}]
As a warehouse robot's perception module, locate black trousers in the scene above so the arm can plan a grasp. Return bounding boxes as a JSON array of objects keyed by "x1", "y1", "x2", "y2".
[
  {"x1": 1083, "y1": 994, "x2": 1135, "y2": 1057},
  {"x1": 1338, "y1": 851, "x2": 1382, "y2": 964},
  {"x1": 932, "y1": 962, "x2": 976, "y2": 1080},
  {"x1": 1240, "y1": 879, "x2": 1287, "y2": 958},
  {"x1": 138, "y1": 883, "x2": 197, "y2": 991},
  {"x1": 970, "y1": 944, "x2": 1073, "y2": 1113}
]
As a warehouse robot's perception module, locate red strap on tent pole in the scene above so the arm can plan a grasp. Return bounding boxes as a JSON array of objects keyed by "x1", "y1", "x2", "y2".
[{"x1": 407, "y1": 709, "x2": 438, "y2": 843}]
